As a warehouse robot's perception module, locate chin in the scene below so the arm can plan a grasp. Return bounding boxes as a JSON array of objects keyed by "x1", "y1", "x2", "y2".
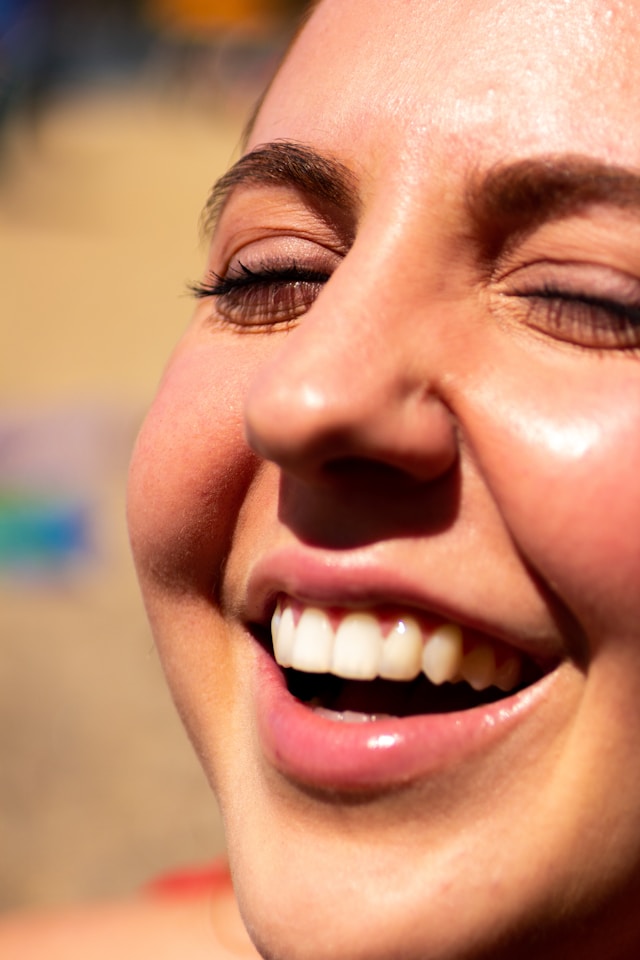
[{"x1": 233, "y1": 847, "x2": 640, "y2": 960}]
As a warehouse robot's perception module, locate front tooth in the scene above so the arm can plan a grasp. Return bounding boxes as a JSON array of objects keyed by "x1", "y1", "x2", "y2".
[
  {"x1": 272, "y1": 602, "x2": 295, "y2": 668},
  {"x1": 290, "y1": 607, "x2": 334, "y2": 673},
  {"x1": 379, "y1": 616, "x2": 422, "y2": 680},
  {"x1": 460, "y1": 643, "x2": 495, "y2": 691},
  {"x1": 332, "y1": 612, "x2": 383, "y2": 680},
  {"x1": 422, "y1": 623, "x2": 463, "y2": 684}
]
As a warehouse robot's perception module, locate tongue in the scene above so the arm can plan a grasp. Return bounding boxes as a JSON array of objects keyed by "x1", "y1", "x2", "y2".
[{"x1": 286, "y1": 670, "x2": 507, "y2": 717}]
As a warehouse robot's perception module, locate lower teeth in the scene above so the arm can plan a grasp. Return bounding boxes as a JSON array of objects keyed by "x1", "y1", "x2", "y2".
[{"x1": 312, "y1": 705, "x2": 384, "y2": 723}]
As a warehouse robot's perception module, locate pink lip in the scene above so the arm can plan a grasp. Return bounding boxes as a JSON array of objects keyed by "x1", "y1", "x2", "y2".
[
  {"x1": 246, "y1": 545, "x2": 560, "y2": 790},
  {"x1": 246, "y1": 545, "x2": 560, "y2": 661},
  {"x1": 253, "y1": 641, "x2": 555, "y2": 790},
  {"x1": 246, "y1": 545, "x2": 440, "y2": 622}
]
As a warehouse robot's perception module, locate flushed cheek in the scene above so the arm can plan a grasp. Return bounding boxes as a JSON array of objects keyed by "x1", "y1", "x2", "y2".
[
  {"x1": 127, "y1": 337, "x2": 261, "y2": 595},
  {"x1": 482, "y1": 384, "x2": 640, "y2": 637}
]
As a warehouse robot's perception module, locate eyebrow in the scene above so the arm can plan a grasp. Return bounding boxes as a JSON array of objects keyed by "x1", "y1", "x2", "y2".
[
  {"x1": 203, "y1": 143, "x2": 640, "y2": 259},
  {"x1": 202, "y1": 140, "x2": 358, "y2": 236},
  {"x1": 467, "y1": 156, "x2": 640, "y2": 260}
]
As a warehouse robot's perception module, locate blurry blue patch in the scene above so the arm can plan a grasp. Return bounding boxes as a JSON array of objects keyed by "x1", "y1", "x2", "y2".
[
  {"x1": 0, "y1": 404, "x2": 137, "y2": 582},
  {"x1": 0, "y1": 491, "x2": 92, "y2": 572}
]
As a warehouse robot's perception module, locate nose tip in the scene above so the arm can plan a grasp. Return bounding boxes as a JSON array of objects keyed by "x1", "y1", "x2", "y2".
[{"x1": 244, "y1": 329, "x2": 458, "y2": 485}]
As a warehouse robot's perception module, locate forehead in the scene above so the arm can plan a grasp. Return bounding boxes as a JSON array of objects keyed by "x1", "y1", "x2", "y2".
[{"x1": 249, "y1": 0, "x2": 640, "y2": 178}]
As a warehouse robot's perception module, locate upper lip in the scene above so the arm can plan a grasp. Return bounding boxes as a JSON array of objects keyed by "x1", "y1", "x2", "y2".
[{"x1": 245, "y1": 545, "x2": 565, "y2": 666}]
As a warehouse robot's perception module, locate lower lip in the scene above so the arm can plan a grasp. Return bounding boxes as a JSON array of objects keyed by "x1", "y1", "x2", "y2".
[{"x1": 253, "y1": 641, "x2": 554, "y2": 790}]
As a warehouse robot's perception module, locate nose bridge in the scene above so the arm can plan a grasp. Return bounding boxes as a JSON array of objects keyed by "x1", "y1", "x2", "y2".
[{"x1": 243, "y1": 232, "x2": 458, "y2": 483}]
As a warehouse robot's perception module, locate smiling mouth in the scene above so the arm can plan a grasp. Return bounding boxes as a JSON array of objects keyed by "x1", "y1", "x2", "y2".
[{"x1": 269, "y1": 596, "x2": 545, "y2": 720}]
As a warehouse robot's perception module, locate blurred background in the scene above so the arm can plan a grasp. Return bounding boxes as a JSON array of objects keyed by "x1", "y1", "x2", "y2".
[{"x1": 0, "y1": 0, "x2": 304, "y2": 912}]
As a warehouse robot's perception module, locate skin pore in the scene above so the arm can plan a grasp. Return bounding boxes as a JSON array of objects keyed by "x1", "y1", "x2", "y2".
[{"x1": 127, "y1": 1, "x2": 640, "y2": 958}]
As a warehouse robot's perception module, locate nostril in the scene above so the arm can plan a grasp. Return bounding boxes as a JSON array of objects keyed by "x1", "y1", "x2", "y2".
[{"x1": 321, "y1": 456, "x2": 444, "y2": 489}]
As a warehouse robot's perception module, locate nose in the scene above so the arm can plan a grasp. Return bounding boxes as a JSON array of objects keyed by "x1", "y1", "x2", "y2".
[{"x1": 244, "y1": 266, "x2": 458, "y2": 486}]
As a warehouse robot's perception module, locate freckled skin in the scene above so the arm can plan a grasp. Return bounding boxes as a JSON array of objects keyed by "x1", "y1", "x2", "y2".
[{"x1": 127, "y1": 1, "x2": 640, "y2": 958}]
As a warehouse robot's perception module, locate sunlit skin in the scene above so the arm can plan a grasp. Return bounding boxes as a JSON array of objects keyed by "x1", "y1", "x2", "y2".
[{"x1": 127, "y1": 1, "x2": 640, "y2": 958}]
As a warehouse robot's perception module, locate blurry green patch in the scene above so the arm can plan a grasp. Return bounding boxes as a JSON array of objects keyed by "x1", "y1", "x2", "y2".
[{"x1": 0, "y1": 490, "x2": 91, "y2": 571}]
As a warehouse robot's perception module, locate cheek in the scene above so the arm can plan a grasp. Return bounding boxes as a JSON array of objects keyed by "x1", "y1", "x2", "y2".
[
  {"x1": 477, "y1": 373, "x2": 640, "y2": 637},
  {"x1": 127, "y1": 338, "x2": 260, "y2": 596}
]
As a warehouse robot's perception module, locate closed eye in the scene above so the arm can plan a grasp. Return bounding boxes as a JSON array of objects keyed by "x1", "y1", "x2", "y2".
[
  {"x1": 190, "y1": 261, "x2": 330, "y2": 331},
  {"x1": 512, "y1": 283, "x2": 640, "y2": 351}
]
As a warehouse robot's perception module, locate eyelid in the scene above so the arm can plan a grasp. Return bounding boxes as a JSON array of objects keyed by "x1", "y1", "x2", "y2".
[
  {"x1": 492, "y1": 258, "x2": 640, "y2": 354},
  {"x1": 207, "y1": 183, "x2": 354, "y2": 269},
  {"x1": 191, "y1": 259, "x2": 331, "y2": 300},
  {"x1": 210, "y1": 233, "x2": 344, "y2": 288},
  {"x1": 191, "y1": 251, "x2": 334, "y2": 333},
  {"x1": 494, "y1": 259, "x2": 640, "y2": 303},
  {"x1": 489, "y1": 209, "x2": 640, "y2": 285}
]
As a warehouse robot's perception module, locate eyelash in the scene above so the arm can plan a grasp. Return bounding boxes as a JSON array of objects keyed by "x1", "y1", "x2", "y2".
[
  {"x1": 514, "y1": 283, "x2": 640, "y2": 351},
  {"x1": 190, "y1": 261, "x2": 330, "y2": 331}
]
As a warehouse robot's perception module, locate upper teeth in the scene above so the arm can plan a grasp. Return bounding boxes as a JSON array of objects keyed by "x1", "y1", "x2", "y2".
[{"x1": 271, "y1": 600, "x2": 522, "y2": 693}]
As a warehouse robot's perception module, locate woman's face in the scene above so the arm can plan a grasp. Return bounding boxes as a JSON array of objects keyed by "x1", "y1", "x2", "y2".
[{"x1": 128, "y1": 1, "x2": 640, "y2": 957}]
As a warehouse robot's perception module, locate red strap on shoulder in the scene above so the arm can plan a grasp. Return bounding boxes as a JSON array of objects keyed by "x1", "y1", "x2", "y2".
[{"x1": 143, "y1": 859, "x2": 232, "y2": 898}]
